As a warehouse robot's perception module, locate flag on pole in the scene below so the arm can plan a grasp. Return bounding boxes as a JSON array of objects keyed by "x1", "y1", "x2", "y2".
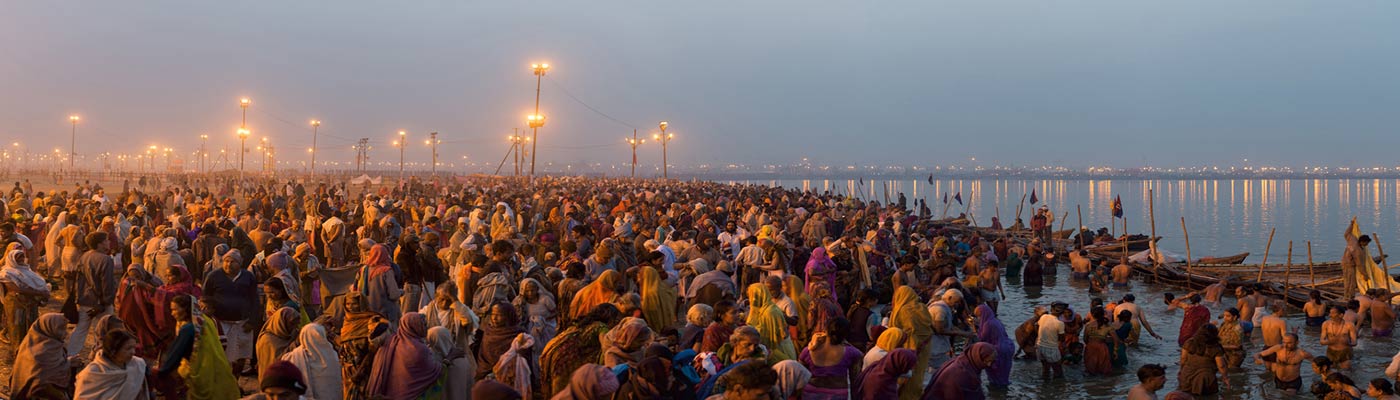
[
  {"x1": 1112, "y1": 195, "x2": 1123, "y2": 218},
  {"x1": 954, "y1": 192, "x2": 963, "y2": 205},
  {"x1": 942, "y1": 192, "x2": 948, "y2": 204},
  {"x1": 1029, "y1": 189, "x2": 1038, "y2": 205},
  {"x1": 927, "y1": 174, "x2": 934, "y2": 184}
]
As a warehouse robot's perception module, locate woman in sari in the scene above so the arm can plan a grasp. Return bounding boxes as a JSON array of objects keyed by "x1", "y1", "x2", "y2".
[
  {"x1": 888, "y1": 286, "x2": 933, "y2": 400},
  {"x1": 808, "y1": 282, "x2": 843, "y2": 337},
  {"x1": 256, "y1": 307, "x2": 300, "y2": 382},
  {"x1": 973, "y1": 304, "x2": 1013, "y2": 388},
  {"x1": 1111, "y1": 310, "x2": 1134, "y2": 369},
  {"x1": 281, "y1": 323, "x2": 342, "y2": 400},
  {"x1": 340, "y1": 291, "x2": 392, "y2": 400},
  {"x1": 367, "y1": 312, "x2": 443, "y2": 400},
  {"x1": 639, "y1": 266, "x2": 677, "y2": 331},
  {"x1": 157, "y1": 295, "x2": 239, "y2": 400},
  {"x1": 1082, "y1": 306, "x2": 1114, "y2": 376},
  {"x1": 421, "y1": 281, "x2": 479, "y2": 352},
  {"x1": 853, "y1": 348, "x2": 916, "y2": 400},
  {"x1": 864, "y1": 327, "x2": 908, "y2": 368},
  {"x1": 75, "y1": 330, "x2": 149, "y2": 400},
  {"x1": 805, "y1": 247, "x2": 838, "y2": 301},
  {"x1": 783, "y1": 275, "x2": 814, "y2": 341},
  {"x1": 747, "y1": 282, "x2": 798, "y2": 363},
  {"x1": 514, "y1": 277, "x2": 558, "y2": 350},
  {"x1": 427, "y1": 326, "x2": 473, "y2": 400},
  {"x1": 1, "y1": 250, "x2": 50, "y2": 355},
  {"x1": 922, "y1": 342, "x2": 996, "y2": 400},
  {"x1": 602, "y1": 316, "x2": 653, "y2": 367},
  {"x1": 541, "y1": 304, "x2": 621, "y2": 397},
  {"x1": 359, "y1": 244, "x2": 402, "y2": 324},
  {"x1": 550, "y1": 364, "x2": 621, "y2": 400},
  {"x1": 1177, "y1": 324, "x2": 1226, "y2": 396},
  {"x1": 569, "y1": 269, "x2": 624, "y2": 321},
  {"x1": 478, "y1": 302, "x2": 525, "y2": 379},
  {"x1": 1177, "y1": 294, "x2": 1210, "y2": 346},
  {"x1": 116, "y1": 265, "x2": 166, "y2": 359},
  {"x1": 9, "y1": 313, "x2": 71, "y2": 399}
]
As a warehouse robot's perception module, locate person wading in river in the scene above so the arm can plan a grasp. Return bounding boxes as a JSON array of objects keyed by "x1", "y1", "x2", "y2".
[
  {"x1": 1255, "y1": 333, "x2": 1313, "y2": 394},
  {"x1": 1321, "y1": 305, "x2": 1359, "y2": 370}
]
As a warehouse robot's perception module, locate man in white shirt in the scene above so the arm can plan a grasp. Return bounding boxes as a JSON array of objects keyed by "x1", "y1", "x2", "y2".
[
  {"x1": 765, "y1": 276, "x2": 799, "y2": 326},
  {"x1": 1038, "y1": 303, "x2": 1067, "y2": 380},
  {"x1": 927, "y1": 289, "x2": 975, "y2": 374},
  {"x1": 717, "y1": 221, "x2": 748, "y2": 261},
  {"x1": 734, "y1": 237, "x2": 765, "y2": 288}
]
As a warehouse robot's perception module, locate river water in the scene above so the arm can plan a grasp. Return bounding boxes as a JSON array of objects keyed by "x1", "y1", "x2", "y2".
[
  {"x1": 725, "y1": 178, "x2": 1400, "y2": 398},
  {"x1": 733, "y1": 179, "x2": 1400, "y2": 262}
]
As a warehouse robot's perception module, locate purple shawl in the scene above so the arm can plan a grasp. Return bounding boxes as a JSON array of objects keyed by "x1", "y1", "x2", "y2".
[
  {"x1": 853, "y1": 348, "x2": 916, "y2": 400},
  {"x1": 367, "y1": 312, "x2": 442, "y2": 400},
  {"x1": 975, "y1": 304, "x2": 1009, "y2": 346},
  {"x1": 922, "y1": 343, "x2": 994, "y2": 400},
  {"x1": 804, "y1": 247, "x2": 837, "y2": 300}
]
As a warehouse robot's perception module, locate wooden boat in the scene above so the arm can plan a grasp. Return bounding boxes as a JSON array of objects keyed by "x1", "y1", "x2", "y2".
[
  {"x1": 1051, "y1": 229, "x2": 1074, "y2": 239},
  {"x1": 1084, "y1": 236, "x2": 1159, "y2": 254},
  {"x1": 1196, "y1": 252, "x2": 1249, "y2": 265}
]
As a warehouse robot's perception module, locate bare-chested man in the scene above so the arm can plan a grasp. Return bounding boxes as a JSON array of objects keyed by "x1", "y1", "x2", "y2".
[
  {"x1": 1255, "y1": 333, "x2": 1313, "y2": 394},
  {"x1": 1321, "y1": 305, "x2": 1359, "y2": 369},
  {"x1": 1202, "y1": 277, "x2": 1228, "y2": 306},
  {"x1": 1111, "y1": 259, "x2": 1132, "y2": 288},
  {"x1": 1260, "y1": 300, "x2": 1288, "y2": 348},
  {"x1": 1237, "y1": 286, "x2": 1258, "y2": 335},
  {"x1": 1069, "y1": 250, "x2": 1092, "y2": 280},
  {"x1": 1371, "y1": 289, "x2": 1397, "y2": 337}
]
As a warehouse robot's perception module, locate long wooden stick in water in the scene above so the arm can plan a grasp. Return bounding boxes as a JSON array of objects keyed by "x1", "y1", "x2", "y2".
[
  {"x1": 1308, "y1": 241, "x2": 1316, "y2": 288},
  {"x1": 1285, "y1": 241, "x2": 1293, "y2": 312},
  {"x1": 1076, "y1": 205, "x2": 1084, "y2": 249},
  {"x1": 1257, "y1": 228, "x2": 1276, "y2": 282},
  {"x1": 1015, "y1": 193, "x2": 1027, "y2": 223},
  {"x1": 1374, "y1": 232, "x2": 1391, "y2": 270},
  {"x1": 1182, "y1": 217, "x2": 1194, "y2": 280},
  {"x1": 1149, "y1": 189, "x2": 1159, "y2": 282}
]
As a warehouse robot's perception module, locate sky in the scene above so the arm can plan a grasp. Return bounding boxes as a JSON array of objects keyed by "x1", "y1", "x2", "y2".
[{"x1": 2, "y1": 1, "x2": 1398, "y2": 172}]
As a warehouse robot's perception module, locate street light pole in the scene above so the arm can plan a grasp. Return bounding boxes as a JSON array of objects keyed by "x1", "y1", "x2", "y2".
[
  {"x1": 199, "y1": 134, "x2": 208, "y2": 173},
  {"x1": 627, "y1": 129, "x2": 645, "y2": 178},
  {"x1": 310, "y1": 120, "x2": 320, "y2": 179},
  {"x1": 654, "y1": 121, "x2": 672, "y2": 179},
  {"x1": 68, "y1": 115, "x2": 79, "y2": 170},
  {"x1": 396, "y1": 130, "x2": 406, "y2": 181},
  {"x1": 238, "y1": 128, "x2": 249, "y2": 181},
  {"x1": 427, "y1": 132, "x2": 439, "y2": 177},
  {"x1": 530, "y1": 62, "x2": 549, "y2": 176}
]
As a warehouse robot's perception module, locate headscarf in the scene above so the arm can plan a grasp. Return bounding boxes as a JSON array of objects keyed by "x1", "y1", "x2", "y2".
[
  {"x1": 773, "y1": 360, "x2": 812, "y2": 400},
  {"x1": 853, "y1": 348, "x2": 916, "y2": 400},
  {"x1": 746, "y1": 283, "x2": 796, "y2": 362},
  {"x1": 975, "y1": 304, "x2": 1011, "y2": 348},
  {"x1": 256, "y1": 307, "x2": 301, "y2": 382},
  {"x1": 550, "y1": 364, "x2": 620, "y2": 400},
  {"x1": 639, "y1": 267, "x2": 677, "y2": 331},
  {"x1": 783, "y1": 275, "x2": 813, "y2": 336},
  {"x1": 281, "y1": 323, "x2": 343, "y2": 400},
  {"x1": 0, "y1": 249, "x2": 47, "y2": 296},
  {"x1": 603, "y1": 317, "x2": 653, "y2": 365},
  {"x1": 493, "y1": 333, "x2": 537, "y2": 400},
  {"x1": 74, "y1": 349, "x2": 148, "y2": 400},
  {"x1": 570, "y1": 269, "x2": 623, "y2": 320},
  {"x1": 685, "y1": 262, "x2": 735, "y2": 299},
  {"x1": 339, "y1": 291, "x2": 387, "y2": 344},
  {"x1": 804, "y1": 247, "x2": 838, "y2": 298},
  {"x1": 367, "y1": 312, "x2": 443, "y2": 399},
  {"x1": 425, "y1": 326, "x2": 458, "y2": 362},
  {"x1": 923, "y1": 342, "x2": 996, "y2": 400},
  {"x1": 43, "y1": 211, "x2": 66, "y2": 271},
  {"x1": 9, "y1": 313, "x2": 70, "y2": 395},
  {"x1": 888, "y1": 286, "x2": 933, "y2": 349},
  {"x1": 875, "y1": 327, "x2": 909, "y2": 352}
]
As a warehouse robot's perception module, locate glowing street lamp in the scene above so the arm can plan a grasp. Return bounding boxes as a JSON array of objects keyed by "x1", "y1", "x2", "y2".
[
  {"x1": 529, "y1": 62, "x2": 549, "y2": 176},
  {"x1": 67, "y1": 115, "x2": 79, "y2": 170},
  {"x1": 237, "y1": 128, "x2": 250, "y2": 181},
  {"x1": 654, "y1": 121, "x2": 674, "y2": 179},
  {"x1": 395, "y1": 130, "x2": 407, "y2": 180}
]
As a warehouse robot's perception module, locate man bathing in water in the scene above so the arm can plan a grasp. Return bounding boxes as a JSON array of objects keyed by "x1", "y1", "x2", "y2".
[
  {"x1": 1371, "y1": 288, "x2": 1398, "y2": 337},
  {"x1": 1111, "y1": 258, "x2": 1133, "y2": 288},
  {"x1": 1202, "y1": 277, "x2": 1228, "y2": 306},
  {"x1": 1256, "y1": 333, "x2": 1313, "y2": 394},
  {"x1": 1069, "y1": 250, "x2": 1092, "y2": 280},
  {"x1": 1322, "y1": 305, "x2": 1359, "y2": 370},
  {"x1": 1260, "y1": 300, "x2": 1288, "y2": 348}
]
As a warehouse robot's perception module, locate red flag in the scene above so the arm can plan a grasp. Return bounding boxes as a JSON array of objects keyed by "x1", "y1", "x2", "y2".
[
  {"x1": 1112, "y1": 195, "x2": 1123, "y2": 218},
  {"x1": 1029, "y1": 189, "x2": 1038, "y2": 205}
]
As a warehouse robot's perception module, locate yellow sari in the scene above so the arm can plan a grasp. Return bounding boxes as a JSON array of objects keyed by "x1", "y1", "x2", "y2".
[
  {"x1": 179, "y1": 315, "x2": 240, "y2": 400},
  {"x1": 745, "y1": 283, "x2": 796, "y2": 363},
  {"x1": 888, "y1": 286, "x2": 933, "y2": 400},
  {"x1": 570, "y1": 270, "x2": 624, "y2": 320},
  {"x1": 782, "y1": 275, "x2": 813, "y2": 341},
  {"x1": 640, "y1": 267, "x2": 677, "y2": 331}
]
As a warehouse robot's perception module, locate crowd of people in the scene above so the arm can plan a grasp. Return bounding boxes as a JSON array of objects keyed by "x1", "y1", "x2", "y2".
[{"x1": 0, "y1": 174, "x2": 1396, "y2": 400}]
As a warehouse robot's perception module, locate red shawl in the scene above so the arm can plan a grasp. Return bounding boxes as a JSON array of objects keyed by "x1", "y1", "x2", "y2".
[
  {"x1": 115, "y1": 268, "x2": 165, "y2": 358},
  {"x1": 1178, "y1": 304, "x2": 1210, "y2": 346}
]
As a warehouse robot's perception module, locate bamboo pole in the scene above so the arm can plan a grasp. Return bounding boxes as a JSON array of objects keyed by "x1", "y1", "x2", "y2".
[
  {"x1": 1256, "y1": 228, "x2": 1276, "y2": 282},
  {"x1": 995, "y1": 206, "x2": 1001, "y2": 227},
  {"x1": 1374, "y1": 232, "x2": 1390, "y2": 270},
  {"x1": 1121, "y1": 216, "x2": 1129, "y2": 262},
  {"x1": 1015, "y1": 193, "x2": 1027, "y2": 224},
  {"x1": 1308, "y1": 241, "x2": 1316, "y2": 288},
  {"x1": 1076, "y1": 205, "x2": 1085, "y2": 249},
  {"x1": 1182, "y1": 217, "x2": 1194, "y2": 280},
  {"x1": 1285, "y1": 241, "x2": 1293, "y2": 312},
  {"x1": 1149, "y1": 189, "x2": 1158, "y2": 282}
]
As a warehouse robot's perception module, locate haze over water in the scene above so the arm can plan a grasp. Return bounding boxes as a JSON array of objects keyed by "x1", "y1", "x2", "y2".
[{"x1": 733, "y1": 178, "x2": 1400, "y2": 262}]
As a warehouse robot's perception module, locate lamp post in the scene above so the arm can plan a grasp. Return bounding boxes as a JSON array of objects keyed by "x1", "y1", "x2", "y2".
[
  {"x1": 530, "y1": 62, "x2": 549, "y2": 176},
  {"x1": 240, "y1": 98, "x2": 250, "y2": 126},
  {"x1": 653, "y1": 121, "x2": 673, "y2": 179},
  {"x1": 626, "y1": 129, "x2": 645, "y2": 178},
  {"x1": 199, "y1": 134, "x2": 208, "y2": 173},
  {"x1": 259, "y1": 138, "x2": 269, "y2": 174},
  {"x1": 310, "y1": 120, "x2": 320, "y2": 178},
  {"x1": 147, "y1": 145, "x2": 157, "y2": 173},
  {"x1": 395, "y1": 130, "x2": 406, "y2": 181},
  {"x1": 425, "y1": 132, "x2": 439, "y2": 176},
  {"x1": 68, "y1": 115, "x2": 79, "y2": 170},
  {"x1": 237, "y1": 128, "x2": 250, "y2": 181},
  {"x1": 163, "y1": 147, "x2": 172, "y2": 171}
]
